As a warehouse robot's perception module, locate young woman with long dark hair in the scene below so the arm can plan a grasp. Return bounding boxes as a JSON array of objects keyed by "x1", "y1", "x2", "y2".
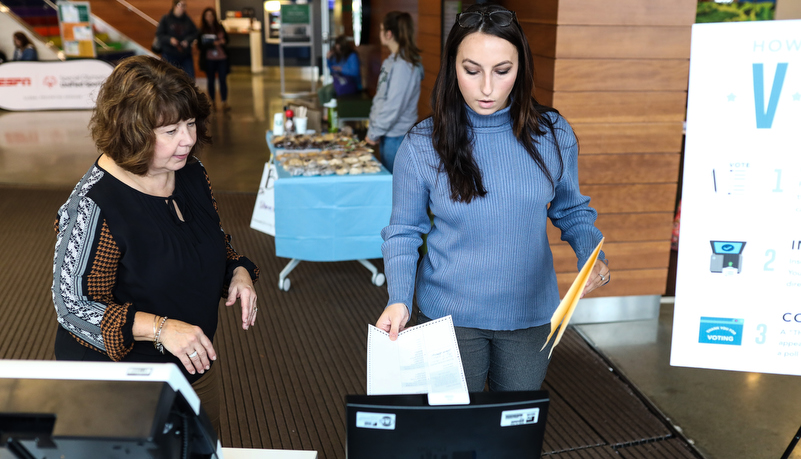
[
  {"x1": 12, "y1": 32, "x2": 37, "y2": 61},
  {"x1": 198, "y1": 7, "x2": 230, "y2": 111},
  {"x1": 375, "y1": 4, "x2": 611, "y2": 392},
  {"x1": 365, "y1": 11, "x2": 423, "y2": 172}
]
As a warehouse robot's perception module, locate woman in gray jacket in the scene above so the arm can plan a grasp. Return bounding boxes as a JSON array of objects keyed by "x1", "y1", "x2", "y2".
[{"x1": 365, "y1": 11, "x2": 423, "y2": 173}]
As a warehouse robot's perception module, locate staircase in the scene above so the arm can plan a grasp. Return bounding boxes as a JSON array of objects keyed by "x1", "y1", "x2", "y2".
[
  {"x1": 82, "y1": 0, "x2": 161, "y2": 51},
  {"x1": 4, "y1": 0, "x2": 157, "y2": 64},
  {"x1": 5, "y1": 0, "x2": 217, "y2": 72},
  {"x1": 82, "y1": 0, "x2": 216, "y2": 51},
  {"x1": 4, "y1": 0, "x2": 60, "y2": 46}
]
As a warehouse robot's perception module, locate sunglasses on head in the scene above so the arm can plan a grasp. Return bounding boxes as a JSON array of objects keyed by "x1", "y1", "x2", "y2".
[{"x1": 456, "y1": 10, "x2": 517, "y2": 28}]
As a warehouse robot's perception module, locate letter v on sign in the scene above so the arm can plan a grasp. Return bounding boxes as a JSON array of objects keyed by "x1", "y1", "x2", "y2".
[{"x1": 752, "y1": 63, "x2": 788, "y2": 129}]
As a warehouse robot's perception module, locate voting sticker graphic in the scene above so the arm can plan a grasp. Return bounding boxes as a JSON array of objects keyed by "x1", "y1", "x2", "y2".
[
  {"x1": 709, "y1": 240, "x2": 746, "y2": 274},
  {"x1": 699, "y1": 317, "x2": 744, "y2": 346}
]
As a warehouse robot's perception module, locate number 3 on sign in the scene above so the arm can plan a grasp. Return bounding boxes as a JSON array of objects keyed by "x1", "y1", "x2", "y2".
[{"x1": 755, "y1": 324, "x2": 767, "y2": 344}]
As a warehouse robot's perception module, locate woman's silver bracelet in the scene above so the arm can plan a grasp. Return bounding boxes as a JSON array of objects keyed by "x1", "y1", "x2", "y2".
[{"x1": 154, "y1": 316, "x2": 168, "y2": 354}]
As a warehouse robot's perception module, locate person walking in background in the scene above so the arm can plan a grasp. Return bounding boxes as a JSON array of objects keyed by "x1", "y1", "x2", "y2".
[
  {"x1": 156, "y1": 0, "x2": 198, "y2": 78},
  {"x1": 375, "y1": 4, "x2": 610, "y2": 393},
  {"x1": 327, "y1": 35, "x2": 362, "y2": 98},
  {"x1": 12, "y1": 32, "x2": 38, "y2": 61},
  {"x1": 198, "y1": 7, "x2": 230, "y2": 112},
  {"x1": 365, "y1": 11, "x2": 423, "y2": 173},
  {"x1": 51, "y1": 56, "x2": 260, "y2": 432}
]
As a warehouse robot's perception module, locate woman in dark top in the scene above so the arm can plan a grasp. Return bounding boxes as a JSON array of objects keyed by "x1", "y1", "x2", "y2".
[
  {"x1": 156, "y1": 0, "x2": 198, "y2": 77},
  {"x1": 51, "y1": 55, "x2": 259, "y2": 431},
  {"x1": 198, "y1": 7, "x2": 230, "y2": 111}
]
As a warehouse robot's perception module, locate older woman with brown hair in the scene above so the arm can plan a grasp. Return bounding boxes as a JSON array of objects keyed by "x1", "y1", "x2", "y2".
[{"x1": 51, "y1": 55, "x2": 259, "y2": 431}]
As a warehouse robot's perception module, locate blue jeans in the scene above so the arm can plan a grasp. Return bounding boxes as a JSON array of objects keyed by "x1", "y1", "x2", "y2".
[
  {"x1": 164, "y1": 54, "x2": 195, "y2": 79},
  {"x1": 418, "y1": 312, "x2": 553, "y2": 392},
  {"x1": 379, "y1": 135, "x2": 404, "y2": 173},
  {"x1": 205, "y1": 59, "x2": 229, "y2": 103}
]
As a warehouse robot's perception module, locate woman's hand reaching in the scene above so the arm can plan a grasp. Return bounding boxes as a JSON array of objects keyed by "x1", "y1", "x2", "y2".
[
  {"x1": 375, "y1": 303, "x2": 410, "y2": 341},
  {"x1": 581, "y1": 258, "x2": 611, "y2": 298},
  {"x1": 226, "y1": 266, "x2": 258, "y2": 330}
]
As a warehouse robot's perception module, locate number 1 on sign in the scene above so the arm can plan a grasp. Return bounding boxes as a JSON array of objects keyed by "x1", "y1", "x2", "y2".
[{"x1": 773, "y1": 169, "x2": 783, "y2": 192}]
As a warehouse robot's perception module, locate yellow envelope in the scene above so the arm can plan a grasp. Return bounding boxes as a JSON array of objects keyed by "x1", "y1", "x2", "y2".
[{"x1": 541, "y1": 238, "x2": 605, "y2": 358}]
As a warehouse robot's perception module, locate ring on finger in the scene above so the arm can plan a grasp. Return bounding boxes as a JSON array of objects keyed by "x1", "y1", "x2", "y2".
[{"x1": 188, "y1": 350, "x2": 198, "y2": 359}]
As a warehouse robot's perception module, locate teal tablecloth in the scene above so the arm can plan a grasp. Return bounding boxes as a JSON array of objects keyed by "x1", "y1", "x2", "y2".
[{"x1": 273, "y1": 154, "x2": 392, "y2": 262}]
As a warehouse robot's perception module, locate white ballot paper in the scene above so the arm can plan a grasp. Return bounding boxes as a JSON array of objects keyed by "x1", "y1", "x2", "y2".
[{"x1": 367, "y1": 315, "x2": 469, "y2": 405}]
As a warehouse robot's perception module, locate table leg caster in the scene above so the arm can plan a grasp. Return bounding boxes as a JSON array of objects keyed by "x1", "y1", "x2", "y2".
[{"x1": 279, "y1": 278, "x2": 291, "y2": 291}]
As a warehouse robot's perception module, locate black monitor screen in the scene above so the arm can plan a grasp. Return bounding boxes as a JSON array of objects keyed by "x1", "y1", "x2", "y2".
[{"x1": 346, "y1": 391, "x2": 549, "y2": 459}]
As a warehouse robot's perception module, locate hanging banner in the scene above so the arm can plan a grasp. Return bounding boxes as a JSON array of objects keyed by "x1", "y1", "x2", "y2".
[
  {"x1": 0, "y1": 60, "x2": 113, "y2": 111},
  {"x1": 671, "y1": 20, "x2": 801, "y2": 376},
  {"x1": 57, "y1": 1, "x2": 96, "y2": 58}
]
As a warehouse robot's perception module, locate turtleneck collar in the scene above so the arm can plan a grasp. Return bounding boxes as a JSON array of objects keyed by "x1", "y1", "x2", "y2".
[{"x1": 465, "y1": 102, "x2": 513, "y2": 131}]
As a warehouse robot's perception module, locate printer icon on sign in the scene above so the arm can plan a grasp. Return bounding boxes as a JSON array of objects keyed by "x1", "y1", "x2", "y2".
[{"x1": 710, "y1": 241, "x2": 746, "y2": 274}]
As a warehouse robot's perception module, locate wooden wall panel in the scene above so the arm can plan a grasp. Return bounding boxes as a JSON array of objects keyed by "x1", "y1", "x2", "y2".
[
  {"x1": 533, "y1": 57, "x2": 691, "y2": 92},
  {"x1": 419, "y1": 50, "x2": 439, "y2": 72},
  {"x1": 507, "y1": 0, "x2": 696, "y2": 26},
  {"x1": 416, "y1": 0, "x2": 439, "y2": 121},
  {"x1": 551, "y1": 241, "x2": 671, "y2": 272},
  {"x1": 420, "y1": 71, "x2": 437, "y2": 90},
  {"x1": 535, "y1": 90, "x2": 688, "y2": 124},
  {"x1": 582, "y1": 184, "x2": 677, "y2": 214},
  {"x1": 417, "y1": 14, "x2": 440, "y2": 38},
  {"x1": 557, "y1": 269, "x2": 669, "y2": 298},
  {"x1": 422, "y1": 69, "x2": 439, "y2": 90},
  {"x1": 577, "y1": 154, "x2": 681, "y2": 185},
  {"x1": 547, "y1": 212, "x2": 675, "y2": 243},
  {"x1": 419, "y1": 87, "x2": 433, "y2": 118},
  {"x1": 504, "y1": 0, "x2": 559, "y2": 24},
  {"x1": 418, "y1": 0, "x2": 440, "y2": 16},
  {"x1": 523, "y1": 23, "x2": 557, "y2": 58},
  {"x1": 508, "y1": 0, "x2": 694, "y2": 298},
  {"x1": 418, "y1": 33, "x2": 442, "y2": 58},
  {"x1": 573, "y1": 122, "x2": 685, "y2": 154},
  {"x1": 524, "y1": 24, "x2": 691, "y2": 59}
]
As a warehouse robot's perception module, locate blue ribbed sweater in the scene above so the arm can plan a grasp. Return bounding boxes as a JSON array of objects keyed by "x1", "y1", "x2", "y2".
[{"x1": 381, "y1": 104, "x2": 604, "y2": 330}]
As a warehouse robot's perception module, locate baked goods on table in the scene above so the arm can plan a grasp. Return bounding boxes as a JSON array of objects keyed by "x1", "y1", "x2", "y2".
[{"x1": 272, "y1": 135, "x2": 384, "y2": 176}]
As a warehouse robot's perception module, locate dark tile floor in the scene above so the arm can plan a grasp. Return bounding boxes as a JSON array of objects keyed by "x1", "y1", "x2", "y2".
[{"x1": 1, "y1": 67, "x2": 799, "y2": 459}]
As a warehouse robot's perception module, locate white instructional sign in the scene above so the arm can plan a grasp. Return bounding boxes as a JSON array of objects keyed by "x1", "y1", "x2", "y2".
[
  {"x1": 250, "y1": 162, "x2": 277, "y2": 236},
  {"x1": 672, "y1": 20, "x2": 801, "y2": 376},
  {"x1": 0, "y1": 60, "x2": 113, "y2": 111}
]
